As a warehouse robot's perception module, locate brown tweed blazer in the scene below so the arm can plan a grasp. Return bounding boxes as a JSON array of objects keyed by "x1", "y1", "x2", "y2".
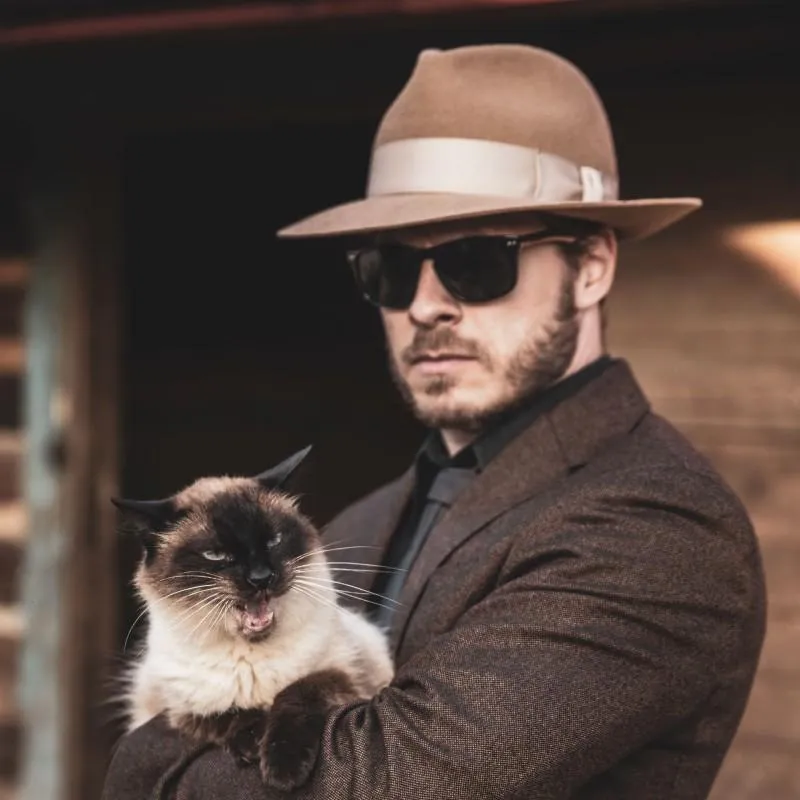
[{"x1": 102, "y1": 361, "x2": 766, "y2": 800}]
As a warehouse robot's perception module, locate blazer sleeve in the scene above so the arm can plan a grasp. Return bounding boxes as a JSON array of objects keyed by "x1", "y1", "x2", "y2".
[{"x1": 123, "y1": 467, "x2": 764, "y2": 800}]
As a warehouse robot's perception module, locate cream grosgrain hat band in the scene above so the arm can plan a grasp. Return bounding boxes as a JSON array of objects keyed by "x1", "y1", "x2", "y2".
[{"x1": 367, "y1": 137, "x2": 619, "y2": 204}]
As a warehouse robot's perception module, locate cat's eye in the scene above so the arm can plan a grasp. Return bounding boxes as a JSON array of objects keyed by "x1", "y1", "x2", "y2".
[{"x1": 201, "y1": 550, "x2": 233, "y2": 562}]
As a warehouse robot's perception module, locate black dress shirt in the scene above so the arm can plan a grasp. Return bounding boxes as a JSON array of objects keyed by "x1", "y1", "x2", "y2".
[{"x1": 371, "y1": 355, "x2": 615, "y2": 629}]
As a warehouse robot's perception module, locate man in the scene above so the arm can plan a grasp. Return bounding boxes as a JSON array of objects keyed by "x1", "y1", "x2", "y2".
[{"x1": 103, "y1": 44, "x2": 765, "y2": 799}]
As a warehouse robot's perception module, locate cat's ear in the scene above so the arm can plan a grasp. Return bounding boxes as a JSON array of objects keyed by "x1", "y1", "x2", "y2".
[
  {"x1": 111, "y1": 497, "x2": 178, "y2": 532},
  {"x1": 254, "y1": 445, "x2": 313, "y2": 490}
]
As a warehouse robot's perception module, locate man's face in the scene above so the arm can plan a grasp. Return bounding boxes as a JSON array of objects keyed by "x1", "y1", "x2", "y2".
[{"x1": 378, "y1": 220, "x2": 584, "y2": 434}]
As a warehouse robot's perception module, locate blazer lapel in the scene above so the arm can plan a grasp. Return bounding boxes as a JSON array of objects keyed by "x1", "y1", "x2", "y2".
[
  {"x1": 321, "y1": 467, "x2": 415, "y2": 606},
  {"x1": 389, "y1": 360, "x2": 650, "y2": 653},
  {"x1": 388, "y1": 415, "x2": 568, "y2": 652}
]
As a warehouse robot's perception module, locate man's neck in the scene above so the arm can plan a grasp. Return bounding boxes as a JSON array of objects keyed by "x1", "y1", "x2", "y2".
[{"x1": 440, "y1": 348, "x2": 609, "y2": 457}]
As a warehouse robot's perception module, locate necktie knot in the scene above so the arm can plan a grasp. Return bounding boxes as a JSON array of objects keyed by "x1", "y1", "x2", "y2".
[{"x1": 427, "y1": 467, "x2": 475, "y2": 508}]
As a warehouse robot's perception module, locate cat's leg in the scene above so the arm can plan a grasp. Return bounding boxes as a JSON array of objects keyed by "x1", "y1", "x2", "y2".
[
  {"x1": 260, "y1": 669, "x2": 360, "y2": 790},
  {"x1": 171, "y1": 708, "x2": 268, "y2": 766}
]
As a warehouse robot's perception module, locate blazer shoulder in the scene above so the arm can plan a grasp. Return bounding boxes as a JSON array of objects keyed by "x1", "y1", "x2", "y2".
[
  {"x1": 612, "y1": 411, "x2": 752, "y2": 521},
  {"x1": 573, "y1": 414, "x2": 754, "y2": 542},
  {"x1": 321, "y1": 470, "x2": 411, "y2": 537}
]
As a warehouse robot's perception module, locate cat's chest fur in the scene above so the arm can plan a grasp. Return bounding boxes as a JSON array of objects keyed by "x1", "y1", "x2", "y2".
[
  {"x1": 127, "y1": 597, "x2": 392, "y2": 729},
  {"x1": 145, "y1": 635, "x2": 318, "y2": 714}
]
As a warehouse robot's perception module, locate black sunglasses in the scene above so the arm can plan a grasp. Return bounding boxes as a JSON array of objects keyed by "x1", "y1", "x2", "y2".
[{"x1": 348, "y1": 231, "x2": 577, "y2": 310}]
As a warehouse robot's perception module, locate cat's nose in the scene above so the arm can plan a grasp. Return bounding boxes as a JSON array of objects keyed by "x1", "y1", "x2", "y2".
[{"x1": 246, "y1": 566, "x2": 274, "y2": 590}]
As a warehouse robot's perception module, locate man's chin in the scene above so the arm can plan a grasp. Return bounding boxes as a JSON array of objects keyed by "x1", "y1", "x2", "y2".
[{"x1": 411, "y1": 391, "x2": 498, "y2": 432}]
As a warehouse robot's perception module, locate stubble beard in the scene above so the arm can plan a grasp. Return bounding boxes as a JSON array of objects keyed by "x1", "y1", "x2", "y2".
[{"x1": 389, "y1": 275, "x2": 580, "y2": 433}]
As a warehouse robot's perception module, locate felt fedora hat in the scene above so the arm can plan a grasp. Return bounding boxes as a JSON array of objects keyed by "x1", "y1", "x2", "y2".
[{"x1": 278, "y1": 44, "x2": 701, "y2": 241}]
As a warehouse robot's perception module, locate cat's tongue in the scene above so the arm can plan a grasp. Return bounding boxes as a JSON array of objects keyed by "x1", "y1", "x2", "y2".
[{"x1": 243, "y1": 597, "x2": 274, "y2": 633}]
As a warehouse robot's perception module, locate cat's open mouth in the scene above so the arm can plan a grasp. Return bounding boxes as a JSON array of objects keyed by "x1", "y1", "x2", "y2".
[{"x1": 237, "y1": 593, "x2": 275, "y2": 637}]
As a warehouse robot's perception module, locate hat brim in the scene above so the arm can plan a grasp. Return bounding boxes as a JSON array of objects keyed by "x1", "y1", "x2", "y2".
[{"x1": 277, "y1": 193, "x2": 702, "y2": 241}]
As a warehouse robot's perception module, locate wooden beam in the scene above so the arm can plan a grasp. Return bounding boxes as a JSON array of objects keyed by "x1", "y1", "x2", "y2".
[
  {"x1": 16, "y1": 139, "x2": 72, "y2": 800},
  {"x1": 16, "y1": 131, "x2": 122, "y2": 800},
  {"x1": 0, "y1": 0, "x2": 577, "y2": 47}
]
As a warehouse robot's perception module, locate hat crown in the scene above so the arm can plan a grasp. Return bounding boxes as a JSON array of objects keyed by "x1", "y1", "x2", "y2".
[{"x1": 374, "y1": 44, "x2": 618, "y2": 178}]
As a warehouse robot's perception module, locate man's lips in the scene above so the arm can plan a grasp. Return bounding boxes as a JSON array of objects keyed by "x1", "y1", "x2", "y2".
[
  {"x1": 409, "y1": 352, "x2": 477, "y2": 372},
  {"x1": 410, "y1": 352, "x2": 476, "y2": 364}
]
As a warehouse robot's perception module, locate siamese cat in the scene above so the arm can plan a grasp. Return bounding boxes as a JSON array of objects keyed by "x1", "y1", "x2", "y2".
[{"x1": 113, "y1": 446, "x2": 394, "y2": 790}]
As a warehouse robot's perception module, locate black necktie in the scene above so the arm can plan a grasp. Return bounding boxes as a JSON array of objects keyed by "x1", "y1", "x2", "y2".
[{"x1": 373, "y1": 466, "x2": 475, "y2": 629}]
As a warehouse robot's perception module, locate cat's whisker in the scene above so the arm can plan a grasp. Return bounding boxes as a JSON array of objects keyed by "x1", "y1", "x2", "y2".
[
  {"x1": 333, "y1": 590, "x2": 403, "y2": 611},
  {"x1": 329, "y1": 585, "x2": 403, "y2": 606},
  {"x1": 316, "y1": 561, "x2": 405, "y2": 569},
  {"x1": 286, "y1": 538, "x2": 346, "y2": 563},
  {"x1": 296, "y1": 562, "x2": 407, "y2": 574},
  {"x1": 169, "y1": 592, "x2": 228, "y2": 628},
  {"x1": 160, "y1": 584, "x2": 219, "y2": 602},
  {"x1": 328, "y1": 588, "x2": 400, "y2": 612},
  {"x1": 331, "y1": 568, "x2": 407, "y2": 575},
  {"x1": 205, "y1": 598, "x2": 234, "y2": 637},
  {"x1": 296, "y1": 584, "x2": 402, "y2": 608},
  {"x1": 317, "y1": 544, "x2": 382, "y2": 555},
  {"x1": 185, "y1": 595, "x2": 232, "y2": 640},
  {"x1": 165, "y1": 593, "x2": 224, "y2": 623},
  {"x1": 291, "y1": 585, "x2": 344, "y2": 614},
  {"x1": 123, "y1": 606, "x2": 151, "y2": 653},
  {"x1": 290, "y1": 544, "x2": 381, "y2": 566},
  {"x1": 294, "y1": 578, "x2": 403, "y2": 610},
  {"x1": 298, "y1": 577, "x2": 403, "y2": 605},
  {"x1": 211, "y1": 599, "x2": 237, "y2": 634},
  {"x1": 155, "y1": 572, "x2": 221, "y2": 584}
]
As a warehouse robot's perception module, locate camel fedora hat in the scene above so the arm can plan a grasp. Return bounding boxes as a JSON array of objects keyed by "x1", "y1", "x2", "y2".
[{"x1": 278, "y1": 44, "x2": 701, "y2": 240}]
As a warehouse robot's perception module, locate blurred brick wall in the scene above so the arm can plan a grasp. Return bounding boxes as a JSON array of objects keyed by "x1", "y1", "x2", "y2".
[{"x1": 610, "y1": 220, "x2": 800, "y2": 798}]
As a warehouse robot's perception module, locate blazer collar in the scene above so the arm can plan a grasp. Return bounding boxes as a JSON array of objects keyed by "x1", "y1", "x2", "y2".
[{"x1": 388, "y1": 359, "x2": 650, "y2": 653}]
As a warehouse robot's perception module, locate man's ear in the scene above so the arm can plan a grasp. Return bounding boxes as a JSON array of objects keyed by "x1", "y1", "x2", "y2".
[
  {"x1": 253, "y1": 445, "x2": 313, "y2": 491},
  {"x1": 573, "y1": 230, "x2": 617, "y2": 311}
]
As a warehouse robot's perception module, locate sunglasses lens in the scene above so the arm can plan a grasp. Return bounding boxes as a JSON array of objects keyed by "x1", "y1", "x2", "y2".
[
  {"x1": 351, "y1": 246, "x2": 420, "y2": 310},
  {"x1": 351, "y1": 237, "x2": 520, "y2": 309},
  {"x1": 436, "y1": 238, "x2": 518, "y2": 302}
]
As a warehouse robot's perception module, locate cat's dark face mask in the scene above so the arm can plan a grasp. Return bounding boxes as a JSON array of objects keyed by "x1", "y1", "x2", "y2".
[{"x1": 113, "y1": 446, "x2": 321, "y2": 641}]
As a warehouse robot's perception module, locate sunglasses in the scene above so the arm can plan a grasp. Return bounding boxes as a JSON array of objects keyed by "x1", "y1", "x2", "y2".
[{"x1": 348, "y1": 231, "x2": 578, "y2": 310}]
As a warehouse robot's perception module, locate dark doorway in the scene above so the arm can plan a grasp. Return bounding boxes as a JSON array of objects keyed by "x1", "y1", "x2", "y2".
[{"x1": 117, "y1": 121, "x2": 425, "y2": 651}]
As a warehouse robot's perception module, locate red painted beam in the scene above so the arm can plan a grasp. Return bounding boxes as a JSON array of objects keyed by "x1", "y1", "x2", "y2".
[{"x1": 0, "y1": 0, "x2": 580, "y2": 48}]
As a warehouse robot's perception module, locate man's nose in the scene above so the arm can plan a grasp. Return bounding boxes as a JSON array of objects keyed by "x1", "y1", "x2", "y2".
[
  {"x1": 246, "y1": 565, "x2": 274, "y2": 590},
  {"x1": 407, "y1": 260, "x2": 461, "y2": 326}
]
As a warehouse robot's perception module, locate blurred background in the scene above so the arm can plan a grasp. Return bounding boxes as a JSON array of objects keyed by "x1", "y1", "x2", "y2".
[{"x1": 0, "y1": 0, "x2": 798, "y2": 798}]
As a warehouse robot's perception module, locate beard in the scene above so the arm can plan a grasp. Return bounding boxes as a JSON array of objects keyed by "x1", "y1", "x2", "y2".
[{"x1": 388, "y1": 272, "x2": 579, "y2": 433}]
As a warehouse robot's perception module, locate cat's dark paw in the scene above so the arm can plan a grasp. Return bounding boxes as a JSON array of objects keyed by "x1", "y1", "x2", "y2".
[
  {"x1": 221, "y1": 708, "x2": 269, "y2": 766},
  {"x1": 259, "y1": 669, "x2": 360, "y2": 790},
  {"x1": 172, "y1": 708, "x2": 268, "y2": 767},
  {"x1": 260, "y1": 706, "x2": 328, "y2": 790}
]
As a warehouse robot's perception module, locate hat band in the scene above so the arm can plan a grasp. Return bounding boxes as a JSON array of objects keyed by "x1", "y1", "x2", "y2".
[{"x1": 367, "y1": 137, "x2": 619, "y2": 204}]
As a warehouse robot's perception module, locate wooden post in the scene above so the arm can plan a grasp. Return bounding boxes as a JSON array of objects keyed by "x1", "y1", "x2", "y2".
[{"x1": 18, "y1": 132, "x2": 121, "y2": 800}]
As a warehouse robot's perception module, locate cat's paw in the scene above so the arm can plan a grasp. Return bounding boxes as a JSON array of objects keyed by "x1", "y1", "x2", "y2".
[
  {"x1": 260, "y1": 708, "x2": 324, "y2": 790},
  {"x1": 259, "y1": 669, "x2": 360, "y2": 790},
  {"x1": 171, "y1": 708, "x2": 268, "y2": 767},
  {"x1": 221, "y1": 708, "x2": 269, "y2": 766}
]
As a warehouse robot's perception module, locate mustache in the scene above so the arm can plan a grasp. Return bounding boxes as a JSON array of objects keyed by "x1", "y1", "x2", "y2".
[{"x1": 401, "y1": 327, "x2": 487, "y2": 366}]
